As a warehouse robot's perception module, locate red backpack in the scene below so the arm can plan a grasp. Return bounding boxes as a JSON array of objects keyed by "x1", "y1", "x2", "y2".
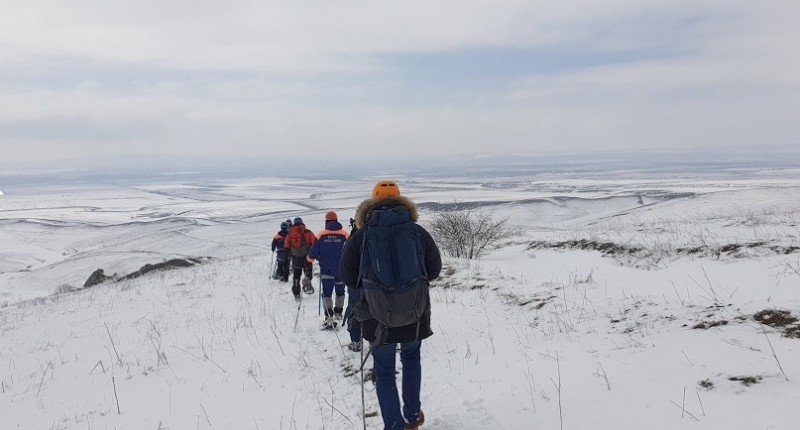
[{"x1": 286, "y1": 225, "x2": 310, "y2": 256}]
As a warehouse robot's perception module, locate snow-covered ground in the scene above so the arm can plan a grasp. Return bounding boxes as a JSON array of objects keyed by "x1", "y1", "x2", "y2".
[{"x1": 1, "y1": 174, "x2": 799, "y2": 429}]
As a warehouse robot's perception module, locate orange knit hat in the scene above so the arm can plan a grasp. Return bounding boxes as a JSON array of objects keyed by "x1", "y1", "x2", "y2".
[
  {"x1": 372, "y1": 179, "x2": 400, "y2": 198},
  {"x1": 325, "y1": 211, "x2": 338, "y2": 221}
]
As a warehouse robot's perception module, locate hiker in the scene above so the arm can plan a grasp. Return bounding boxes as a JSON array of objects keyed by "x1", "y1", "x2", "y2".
[
  {"x1": 339, "y1": 179, "x2": 442, "y2": 430},
  {"x1": 284, "y1": 216, "x2": 316, "y2": 299},
  {"x1": 342, "y1": 216, "x2": 363, "y2": 350},
  {"x1": 306, "y1": 211, "x2": 349, "y2": 329},
  {"x1": 271, "y1": 221, "x2": 291, "y2": 282}
]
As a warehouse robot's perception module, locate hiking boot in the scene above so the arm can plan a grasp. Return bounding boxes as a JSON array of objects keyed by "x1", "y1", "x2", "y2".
[
  {"x1": 405, "y1": 411, "x2": 425, "y2": 429},
  {"x1": 321, "y1": 317, "x2": 337, "y2": 330},
  {"x1": 302, "y1": 278, "x2": 314, "y2": 294},
  {"x1": 292, "y1": 279, "x2": 301, "y2": 296},
  {"x1": 347, "y1": 341, "x2": 362, "y2": 352},
  {"x1": 362, "y1": 367, "x2": 375, "y2": 383},
  {"x1": 333, "y1": 307, "x2": 343, "y2": 321},
  {"x1": 294, "y1": 294, "x2": 301, "y2": 302}
]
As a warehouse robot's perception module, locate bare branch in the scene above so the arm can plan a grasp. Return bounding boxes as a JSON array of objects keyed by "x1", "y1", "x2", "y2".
[{"x1": 429, "y1": 203, "x2": 514, "y2": 259}]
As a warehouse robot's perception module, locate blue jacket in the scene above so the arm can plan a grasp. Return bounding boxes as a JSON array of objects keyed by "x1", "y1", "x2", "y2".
[{"x1": 307, "y1": 220, "x2": 349, "y2": 277}]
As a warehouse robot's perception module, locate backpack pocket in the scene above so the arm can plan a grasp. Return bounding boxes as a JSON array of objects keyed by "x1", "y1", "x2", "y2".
[{"x1": 363, "y1": 280, "x2": 428, "y2": 328}]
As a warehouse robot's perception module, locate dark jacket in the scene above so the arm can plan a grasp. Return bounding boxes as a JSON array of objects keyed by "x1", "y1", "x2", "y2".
[
  {"x1": 307, "y1": 220, "x2": 349, "y2": 277},
  {"x1": 339, "y1": 195, "x2": 442, "y2": 344},
  {"x1": 271, "y1": 229, "x2": 288, "y2": 252}
]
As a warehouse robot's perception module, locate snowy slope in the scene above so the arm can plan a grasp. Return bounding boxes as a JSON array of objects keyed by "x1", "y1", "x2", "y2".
[
  {"x1": 1, "y1": 175, "x2": 800, "y2": 429},
  {"x1": 1, "y1": 247, "x2": 799, "y2": 429}
]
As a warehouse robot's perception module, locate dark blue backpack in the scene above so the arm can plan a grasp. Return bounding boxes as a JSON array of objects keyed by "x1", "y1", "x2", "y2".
[{"x1": 358, "y1": 205, "x2": 429, "y2": 340}]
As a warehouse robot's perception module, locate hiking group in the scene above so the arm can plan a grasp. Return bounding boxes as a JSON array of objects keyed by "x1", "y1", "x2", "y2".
[{"x1": 270, "y1": 179, "x2": 441, "y2": 430}]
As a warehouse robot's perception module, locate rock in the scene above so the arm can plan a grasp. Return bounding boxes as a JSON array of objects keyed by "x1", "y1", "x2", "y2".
[
  {"x1": 82, "y1": 257, "x2": 207, "y2": 289},
  {"x1": 120, "y1": 258, "x2": 204, "y2": 281},
  {"x1": 84, "y1": 269, "x2": 111, "y2": 288}
]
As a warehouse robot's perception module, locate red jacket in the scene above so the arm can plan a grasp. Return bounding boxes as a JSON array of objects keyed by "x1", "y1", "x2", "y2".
[{"x1": 284, "y1": 223, "x2": 316, "y2": 255}]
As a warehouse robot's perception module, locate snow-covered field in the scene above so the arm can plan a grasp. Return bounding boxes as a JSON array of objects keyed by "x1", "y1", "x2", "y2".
[{"x1": 1, "y1": 173, "x2": 800, "y2": 429}]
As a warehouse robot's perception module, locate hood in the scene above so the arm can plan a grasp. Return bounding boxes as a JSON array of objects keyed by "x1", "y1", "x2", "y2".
[
  {"x1": 354, "y1": 195, "x2": 418, "y2": 228},
  {"x1": 325, "y1": 220, "x2": 343, "y2": 231}
]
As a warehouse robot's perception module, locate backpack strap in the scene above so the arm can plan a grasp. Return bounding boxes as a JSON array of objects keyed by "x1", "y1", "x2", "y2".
[
  {"x1": 375, "y1": 324, "x2": 389, "y2": 345},
  {"x1": 356, "y1": 225, "x2": 390, "y2": 345},
  {"x1": 356, "y1": 229, "x2": 368, "y2": 289}
]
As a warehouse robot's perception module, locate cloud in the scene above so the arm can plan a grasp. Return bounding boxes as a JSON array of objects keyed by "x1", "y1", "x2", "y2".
[
  {"x1": 0, "y1": 1, "x2": 798, "y2": 165},
  {"x1": 0, "y1": 1, "x2": 742, "y2": 71}
]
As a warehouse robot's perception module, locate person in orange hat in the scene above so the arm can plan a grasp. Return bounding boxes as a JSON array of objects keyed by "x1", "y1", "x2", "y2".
[
  {"x1": 339, "y1": 179, "x2": 441, "y2": 430},
  {"x1": 371, "y1": 179, "x2": 400, "y2": 198},
  {"x1": 307, "y1": 211, "x2": 349, "y2": 329}
]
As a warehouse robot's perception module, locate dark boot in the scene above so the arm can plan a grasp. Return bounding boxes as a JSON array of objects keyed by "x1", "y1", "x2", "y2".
[
  {"x1": 302, "y1": 278, "x2": 314, "y2": 294},
  {"x1": 322, "y1": 308, "x2": 337, "y2": 330},
  {"x1": 292, "y1": 279, "x2": 301, "y2": 297},
  {"x1": 347, "y1": 341, "x2": 362, "y2": 352},
  {"x1": 405, "y1": 411, "x2": 425, "y2": 429}
]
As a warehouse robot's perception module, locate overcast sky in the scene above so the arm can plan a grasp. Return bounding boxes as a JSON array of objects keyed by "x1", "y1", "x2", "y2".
[{"x1": 1, "y1": 1, "x2": 798, "y2": 167}]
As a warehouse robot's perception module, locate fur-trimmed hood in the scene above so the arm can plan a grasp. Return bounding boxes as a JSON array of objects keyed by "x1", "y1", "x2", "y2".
[{"x1": 354, "y1": 195, "x2": 418, "y2": 228}]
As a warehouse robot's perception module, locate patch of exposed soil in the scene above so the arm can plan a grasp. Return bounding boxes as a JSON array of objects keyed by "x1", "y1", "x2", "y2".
[
  {"x1": 728, "y1": 375, "x2": 762, "y2": 386},
  {"x1": 528, "y1": 240, "x2": 800, "y2": 261},
  {"x1": 753, "y1": 309, "x2": 798, "y2": 327},
  {"x1": 527, "y1": 240, "x2": 643, "y2": 256},
  {"x1": 699, "y1": 379, "x2": 714, "y2": 389},
  {"x1": 692, "y1": 320, "x2": 729, "y2": 330},
  {"x1": 500, "y1": 291, "x2": 555, "y2": 309},
  {"x1": 753, "y1": 309, "x2": 800, "y2": 339},
  {"x1": 784, "y1": 326, "x2": 800, "y2": 339}
]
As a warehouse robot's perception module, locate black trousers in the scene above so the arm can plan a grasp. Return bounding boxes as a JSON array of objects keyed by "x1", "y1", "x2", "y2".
[
  {"x1": 291, "y1": 255, "x2": 312, "y2": 294},
  {"x1": 276, "y1": 259, "x2": 290, "y2": 281}
]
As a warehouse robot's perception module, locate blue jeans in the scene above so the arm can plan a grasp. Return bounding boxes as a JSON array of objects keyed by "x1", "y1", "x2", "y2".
[
  {"x1": 345, "y1": 287, "x2": 362, "y2": 343},
  {"x1": 372, "y1": 341, "x2": 422, "y2": 430}
]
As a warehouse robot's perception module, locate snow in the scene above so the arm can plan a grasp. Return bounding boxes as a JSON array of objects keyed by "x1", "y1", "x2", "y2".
[{"x1": 1, "y1": 174, "x2": 800, "y2": 429}]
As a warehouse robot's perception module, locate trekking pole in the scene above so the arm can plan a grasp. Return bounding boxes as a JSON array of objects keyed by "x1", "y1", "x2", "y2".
[
  {"x1": 359, "y1": 329, "x2": 375, "y2": 430},
  {"x1": 293, "y1": 292, "x2": 302, "y2": 333},
  {"x1": 331, "y1": 318, "x2": 348, "y2": 361},
  {"x1": 359, "y1": 344, "x2": 373, "y2": 369},
  {"x1": 269, "y1": 251, "x2": 275, "y2": 280},
  {"x1": 360, "y1": 331, "x2": 367, "y2": 430},
  {"x1": 341, "y1": 305, "x2": 352, "y2": 327},
  {"x1": 318, "y1": 277, "x2": 322, "y2": 316}
]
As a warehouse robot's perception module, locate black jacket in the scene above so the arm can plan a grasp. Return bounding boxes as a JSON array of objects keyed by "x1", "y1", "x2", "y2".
[{"x1": 339, "y1": 195, "x2": 442, "y2": 344}]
